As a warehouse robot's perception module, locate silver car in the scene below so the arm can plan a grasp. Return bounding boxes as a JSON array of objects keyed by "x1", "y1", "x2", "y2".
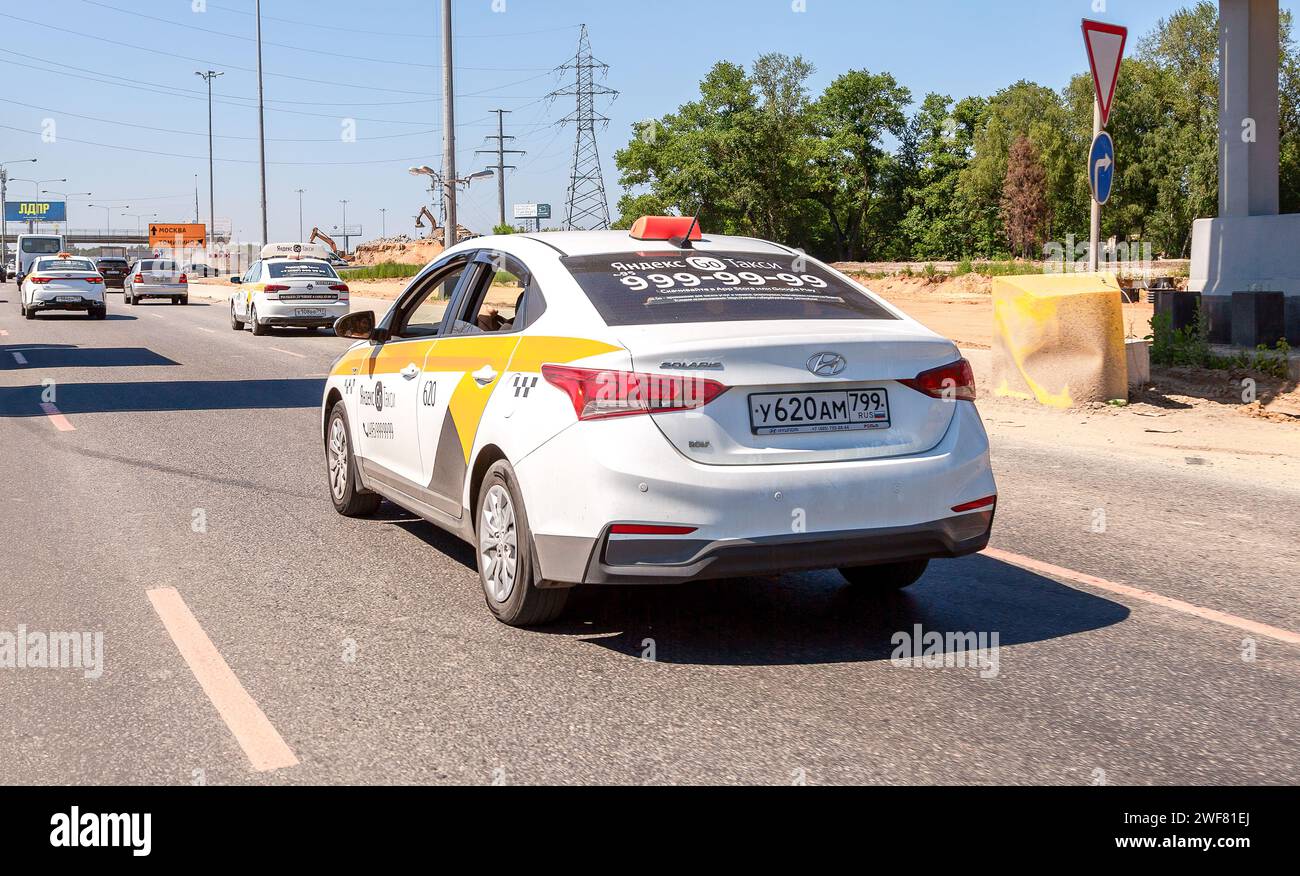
[{"x1": 124, "y1": 258, "x2": 189, "y2": 305}]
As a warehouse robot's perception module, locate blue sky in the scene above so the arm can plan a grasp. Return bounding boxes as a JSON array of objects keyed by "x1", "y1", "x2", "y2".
[{"x1": 1, "y1": 0, "x2": 1293, "y2": 245}]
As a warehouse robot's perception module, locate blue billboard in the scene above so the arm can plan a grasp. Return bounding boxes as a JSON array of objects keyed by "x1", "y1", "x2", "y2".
[{"x1": 4, "y1": 201, "x2": 68, "y2": 223}]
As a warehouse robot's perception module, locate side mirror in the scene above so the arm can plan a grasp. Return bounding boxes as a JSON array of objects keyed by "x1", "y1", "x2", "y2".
[
  {"x1": 335, "y1": 310, "x2": 378, "y2": 341},
  {"x1": 229, "y1": 276, "x2": 241, "y2": 284}
]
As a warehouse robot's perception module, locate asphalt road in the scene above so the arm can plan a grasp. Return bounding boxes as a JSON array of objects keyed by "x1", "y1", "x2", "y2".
[{"x1": 1, "y1": 284, "x2": 1297, "y2": 785}]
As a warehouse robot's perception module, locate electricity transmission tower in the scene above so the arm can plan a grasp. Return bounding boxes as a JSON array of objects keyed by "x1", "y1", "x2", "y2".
[
  {"x1": 476, "y1": 109, "x2": 526, "y2": 230},
  {"x1": 548, "y1": 24, "x2": 618, "y2": 230}
]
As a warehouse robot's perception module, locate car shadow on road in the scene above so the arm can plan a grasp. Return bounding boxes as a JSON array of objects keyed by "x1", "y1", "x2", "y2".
[
  {"x1": 554, "y1": 554, "x2": 1130, "y2": 666},
  {"x1": 0, "y1": 344, "x2": 176, "y2": 370},
  {"x1": 0, "y1": 377, "x2": 324, "y2": 415}
]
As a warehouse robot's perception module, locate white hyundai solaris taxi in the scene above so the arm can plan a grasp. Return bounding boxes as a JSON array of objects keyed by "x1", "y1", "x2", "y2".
[
  {"x1": 231, "y1": 243, "x2": 350, "y2": 335},
  {"x1": 20, "y1": 254, "x2": 107, "y2": 319},
  {"x1": 321, "y1": 217, "x2": 996, "y2": 625}
]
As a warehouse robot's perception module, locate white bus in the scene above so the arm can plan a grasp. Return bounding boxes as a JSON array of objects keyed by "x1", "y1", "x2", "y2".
[{"x1": 15, "y1": 234, "x2": 67, "y2": 283}]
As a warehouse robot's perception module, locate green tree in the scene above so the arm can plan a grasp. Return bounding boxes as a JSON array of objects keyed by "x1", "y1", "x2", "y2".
[{"x1": 806, "y1": 70, "x2": 911, "y2": 260}]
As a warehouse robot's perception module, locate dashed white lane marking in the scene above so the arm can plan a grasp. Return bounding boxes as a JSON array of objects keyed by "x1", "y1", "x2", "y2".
[
  {"x1": 196, "y1": 326, "x2": 216, "y2": 333},
  {"x1": 146, "y1": 587, "x2": 299, "y2": 773},
  {"x1": 0, "y1": 329, "x2": 9, "y2": 336},
  {"x1": 39, "y1": 402, "x2": 75, "y2": 431},
  {"x1": 982, "y1": 547, "x2": 1300, "y2": 646},
  {"x1": 269, "y1": 347, "x2": 306, "y2": 359},
  {"x1": 150, "y1": 313, "x2": 165, "y2": 320},
  {"x1": 11, "y1": 351, "x2": 27, "y2": 365}
]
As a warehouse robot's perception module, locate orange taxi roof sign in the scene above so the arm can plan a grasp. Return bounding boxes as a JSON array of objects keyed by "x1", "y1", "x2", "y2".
[{"x1": 629, "y1": 216, "x2": 702, "y2": 242}]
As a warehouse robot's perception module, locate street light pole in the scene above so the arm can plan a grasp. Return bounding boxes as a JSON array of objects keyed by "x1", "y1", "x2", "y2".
[
  {"x1": 440, "y1": 0, "x2": 457, "y2": 248},
  {"x1": 195, "y1": 70, "x2": 224, "y2": 251},
  {"x1": 0, "y1": 158, "x2": 38, "y2": 272},
  {"x1": 339, "y1": 199, "x2": 349, "y2": 253},
  {"x1": 254, "y1": 0, "x2": 268, "y2": 244},
  {"x1": 380, "y1": 208, "x2": 387, "y2": 239},
  {"x1": 296, "y1": 188, "x2": 306, "y2": 242}
]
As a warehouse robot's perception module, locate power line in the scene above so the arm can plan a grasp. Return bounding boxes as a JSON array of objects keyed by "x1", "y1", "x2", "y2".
[
  {"x1": 0, "y1": 122, "x2": 437, "y2": 167},
  {"x1": 78, "y1": 1, "x2": 556, "y2": 73},
  {"x1": 0, "y1": 97, "x2": 438, "y2": 142},
  {"x1": 205, "y1": 2, "x2": 580, "y2": 41},
  {"x1": 549, "y1": 24, "x2": 618, "y2": 230}
]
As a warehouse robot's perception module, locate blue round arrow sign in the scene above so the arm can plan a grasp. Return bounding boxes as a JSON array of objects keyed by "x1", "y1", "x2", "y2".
[{"x1": 1089, "y1": 132, "x2": 1116, "y2": 205}]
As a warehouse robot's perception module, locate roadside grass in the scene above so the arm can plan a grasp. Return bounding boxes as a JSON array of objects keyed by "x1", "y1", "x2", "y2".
[{"x1": 342, "y1": 262, "x2": 422, "y2": 281}]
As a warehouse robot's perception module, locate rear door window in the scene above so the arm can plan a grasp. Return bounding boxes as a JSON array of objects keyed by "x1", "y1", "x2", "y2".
[{"x1": 561, "y1": 251, "x2": 897, "y2": 326}]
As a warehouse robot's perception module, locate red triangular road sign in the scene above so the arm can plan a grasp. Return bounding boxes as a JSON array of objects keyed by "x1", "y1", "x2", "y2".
[{"x1": 1082, "y1": 19, "x2": 1127, "y2": 128}]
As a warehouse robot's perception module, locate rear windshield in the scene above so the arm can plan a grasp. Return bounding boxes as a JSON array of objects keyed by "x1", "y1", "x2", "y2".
[
  {"x1": 562, "y1": 251, "x2": 897, "y2": 326},
  {"x1": 267, "y1": 261, "x2": 338, "y2": 279},
  {"x1": 36, "y1": 258, "x2": 96, "y2": 272},
  {"x1": 97, "y1": 259, "x2": 127, "y2": 266},
  {"x1": 21, "y1": 238, "x2": 62, "y2": 254},
  {"x1": 139, "y1": 261, "x2": 179, "y2": 272}
]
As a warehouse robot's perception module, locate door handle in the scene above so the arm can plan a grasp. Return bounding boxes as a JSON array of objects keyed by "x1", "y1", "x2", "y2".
[
  {"x1": 472, "y1": 365, "x2": 498, "y2": 386},
  {"x1": 401, "y1": 363, "x2": 420, "y2": 381}
]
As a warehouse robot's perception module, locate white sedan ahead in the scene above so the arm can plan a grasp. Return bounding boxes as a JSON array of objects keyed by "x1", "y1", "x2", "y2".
[
  {"x1": 20, "y1": 255, "x2": 107, "y2": 320},
  {"x1": 320, "y1": 218, "x2": 997, "y2": 626}
]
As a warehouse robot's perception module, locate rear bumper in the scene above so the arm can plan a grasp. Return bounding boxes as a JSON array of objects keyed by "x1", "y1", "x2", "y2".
[
  {"x1": 131, "y1": 285, "x2": 187, "y2": 298},
  {"x1": 259, "y1": 300, "x2": 348, "y2": 327},
  {"x1": 518, "y1": 401, "x2": 997, "y2": 585},
  {"x1": 28, "y1": 295, "x2": 104, "y2": 311},
  {"x1": 537, "y1": 510, "x2": 992, "y2": 586}
]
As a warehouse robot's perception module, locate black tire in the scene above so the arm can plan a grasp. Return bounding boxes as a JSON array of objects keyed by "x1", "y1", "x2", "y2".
[
  {"x1": 475, "y1": 460, "x2": 568, "y2": 626},
  {"x1": 325, "y1": 401, "x2": 381, "y2": 517},
  {"x1": 250, "y1": 305, "x2": 267, "y2": 336},
  {"x1": 230, "y1": 301, "x2": 244, "y2": 330},
  {"x1": 23, "y1": 302, "x2": 34, "y2": 320},
  {"x1": 92, "y1": 306, "x2": 107, "y2": 320},
  {"x1": 839, "y1": 559, "x2": 930, "y2": 590},
  {"x1": 125, "y1": 290, "x2": 135, "y2": 305},
  {"x1": 179, "y1": 296, "x2": 189, "y2": 305}
]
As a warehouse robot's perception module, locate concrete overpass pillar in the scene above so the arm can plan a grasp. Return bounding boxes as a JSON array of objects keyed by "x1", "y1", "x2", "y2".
[
  {"x1": 1190, "y1": 0, "x2": 1299, "y2": 344},
  {"x1": 1219, "y1": 0, "x2": 1279, "y2": 217}
]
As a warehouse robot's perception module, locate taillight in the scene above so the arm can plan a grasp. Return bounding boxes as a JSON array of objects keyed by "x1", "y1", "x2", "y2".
[
  {"x1": 29, "y1": 276, "x2": 53, "y2": 284},
  {"x1": 86, "y1": 277, "x2": 103, "y2": 284},
  {"x1": 540, "y1": 364, "x2": 728, "y2": 421},
  {"x1": 264, "y1": 284, "x2": 289, "y2": 292},
  {"x1": 900, "y1": 358, "x2": 976, "y2": 402},
  {"x1": 134, "y1": 274, "x2": 143, "y2": 282},
  {"x1": 329, "y1": 283, "x2": 348, "y2": 292},
  {"x1": 178, "y1": 273, "x2": 188, "y2": 284}
]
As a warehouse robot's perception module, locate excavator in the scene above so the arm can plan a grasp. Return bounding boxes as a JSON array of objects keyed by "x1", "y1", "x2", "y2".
[
  {"x1": 413, "y1": 206, "x2": 440, "y2": 240},
  {"x1": 308, "y1": 227, "x2": 350, "y2": 264}
]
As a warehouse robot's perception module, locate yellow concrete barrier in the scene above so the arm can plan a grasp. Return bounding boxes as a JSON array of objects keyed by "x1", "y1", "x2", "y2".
[{"x1": 992, "y1": 273, "x2": 1127, "y2": 408}]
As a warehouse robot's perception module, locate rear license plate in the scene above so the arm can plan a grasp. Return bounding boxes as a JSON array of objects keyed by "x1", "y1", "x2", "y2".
[
  {"x1": 295, "y1": 307, "x2": 327, "y2": 317},
  {"x1": 56, "y1": 295, "x2": 81, "y2": 303},
  {"x1": 749, "y1": 388, "x2": 890, "y2": 435}
]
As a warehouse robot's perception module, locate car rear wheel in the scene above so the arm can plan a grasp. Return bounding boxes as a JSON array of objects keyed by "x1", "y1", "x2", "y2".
[
  {"x1": 179, "y1": 296, "x2": 189, "y2": 305},
  {"x1": 90, "y1": 306, "x2": 106, "y2": 320},
  {"x1": 839, "y1": 559, "x2": 930, "y2": 590},
  {"x1": 125, "y1": 289, "x2": 135, "y2": 305},
  {"x1": 230, "y1": 301, "x2": 244, "y2": 330},
  {"x1": 250, "y1": 305, "x2": 267, "y2": 336},
  {"x1": 325, "y1": 402, "x2": 381, "y2": 517},
  {"x1": 476, "y1": 461, "x2": 568, "y2": 626}
]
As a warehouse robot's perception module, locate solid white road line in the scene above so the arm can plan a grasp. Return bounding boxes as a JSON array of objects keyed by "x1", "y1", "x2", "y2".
[
  {"x1": 982, "y1": 547, "x2": 1300, "y2": 646},
  {"x1": 11, "y1": 351, "x2": 27, "y2": 365},
  {"x1": 39, "y1": 402, "x2": 75, "y2": 432},
  {"x1": 146, "y1": 587, "x2": 299, "y2": 772}
]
